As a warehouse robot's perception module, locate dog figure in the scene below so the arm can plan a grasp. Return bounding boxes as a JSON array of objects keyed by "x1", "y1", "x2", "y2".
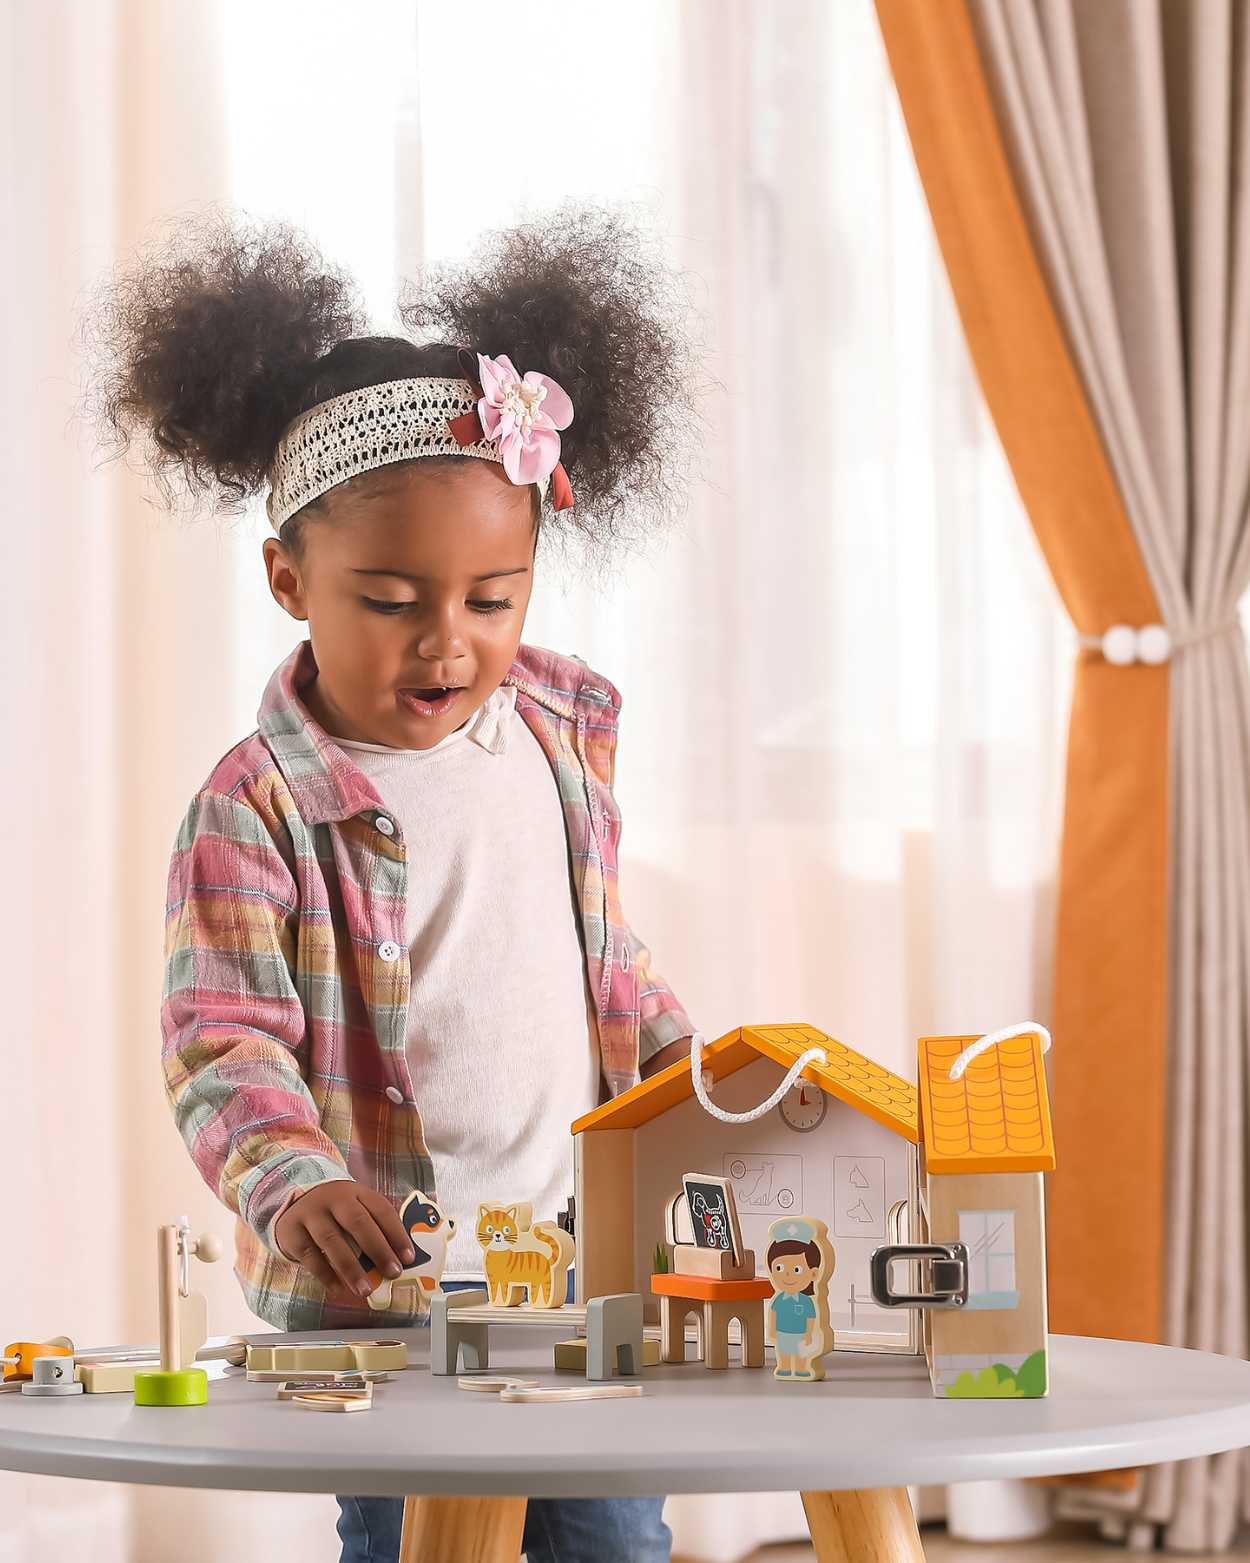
[{"x1": 361, "y1": 1190, "x2": 455, "y2": 1314}]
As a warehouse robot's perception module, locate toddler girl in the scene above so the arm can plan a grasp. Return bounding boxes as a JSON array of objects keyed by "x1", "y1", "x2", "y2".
[{"x1": 90, "y1": 204, "x2": 699, "y2": 1563}]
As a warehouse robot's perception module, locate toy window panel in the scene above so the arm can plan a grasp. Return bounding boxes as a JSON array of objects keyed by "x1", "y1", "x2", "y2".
[{"x1": 958, "y1": 1209, "x2": 1019, "y2": 1310}]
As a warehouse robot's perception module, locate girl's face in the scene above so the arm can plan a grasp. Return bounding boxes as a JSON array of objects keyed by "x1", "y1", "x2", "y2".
[
  {"x1": 770, "y1": 1254, "x2": 816, "y2": 1295},
  {"x1": 263, "y1": 461, "x2": 538, "y2": 750}
]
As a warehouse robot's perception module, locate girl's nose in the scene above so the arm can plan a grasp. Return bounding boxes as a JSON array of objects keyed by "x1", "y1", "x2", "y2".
[{"x1": 415, "y1": 610, "x2": 467, "y2": 660}]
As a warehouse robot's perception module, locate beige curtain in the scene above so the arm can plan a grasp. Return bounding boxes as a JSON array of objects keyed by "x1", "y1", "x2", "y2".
[
  {"x1": 1, "y1": 3, "x2": 345, "y2": 1559},
  {"x1": 966, "y1": 2, "x2": 1250, "y2": 1550}
]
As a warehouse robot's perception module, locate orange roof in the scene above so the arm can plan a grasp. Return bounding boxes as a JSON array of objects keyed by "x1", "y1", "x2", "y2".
[
  {"x1": 917, "y1": 1031, "x2": 1055, "y2": 1174},
  {"x1": 572, "y1": 1023, "x2": 919, "y2": 1142}
]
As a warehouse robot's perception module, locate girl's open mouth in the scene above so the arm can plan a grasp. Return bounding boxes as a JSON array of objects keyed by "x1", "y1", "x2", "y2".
[{"x1": 398, "y1": 687, "x2": 461, "y2": 719}]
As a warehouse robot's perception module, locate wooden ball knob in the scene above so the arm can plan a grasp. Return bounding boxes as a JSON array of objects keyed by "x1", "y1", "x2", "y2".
[{"x1": 193, "y1": 1233, "x2": 223, "y2": 1263}]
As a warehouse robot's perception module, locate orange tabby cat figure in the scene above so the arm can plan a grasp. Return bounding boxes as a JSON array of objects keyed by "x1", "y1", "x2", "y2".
[{"x1": 476, "y1": 1200, "x2": 576, "y2": 1308}]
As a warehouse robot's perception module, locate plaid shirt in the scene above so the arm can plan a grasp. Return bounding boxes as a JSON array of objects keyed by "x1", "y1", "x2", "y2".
[{"x1": 161, "y1": 639, "x2": 693, "y2": 1331}]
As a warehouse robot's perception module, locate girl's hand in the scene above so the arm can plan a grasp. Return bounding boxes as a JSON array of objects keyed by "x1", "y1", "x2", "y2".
[{"x1": 274, "y1": 1183, "x2": 416, "y2": 1300}]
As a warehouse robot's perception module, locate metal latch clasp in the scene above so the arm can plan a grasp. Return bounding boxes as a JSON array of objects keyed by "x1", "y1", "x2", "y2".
[{"x1": 869, "y1": 1242, "x2": 969, "y2": 1309}]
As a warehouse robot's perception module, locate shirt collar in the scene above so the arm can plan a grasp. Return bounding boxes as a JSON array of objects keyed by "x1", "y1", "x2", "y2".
[{"x1": 256, "y1": 640, "x2": 527, "y2": 825}]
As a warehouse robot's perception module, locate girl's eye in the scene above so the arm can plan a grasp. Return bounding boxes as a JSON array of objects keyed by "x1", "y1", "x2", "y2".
[
  {"x1": 468, "y1": 598, "x2": 514, "y2": 615},
  {"x1": 362, "y1": 598, "x2": 415, "y2": 614}
]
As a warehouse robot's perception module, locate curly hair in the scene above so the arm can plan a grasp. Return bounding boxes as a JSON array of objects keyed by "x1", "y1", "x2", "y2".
[{"x1": 81, "y1": 201, "x2": 702, "y2": 562}]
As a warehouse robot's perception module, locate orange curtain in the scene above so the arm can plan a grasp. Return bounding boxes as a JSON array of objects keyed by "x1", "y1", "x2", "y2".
[{"x1": 874, "y1": 0, "x2": 1169, "y2": 1346}]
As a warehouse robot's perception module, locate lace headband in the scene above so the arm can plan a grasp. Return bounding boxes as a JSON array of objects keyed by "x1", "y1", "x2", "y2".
[{"x1": 265, "y1": 354, "x2": 575, "y2": 529}]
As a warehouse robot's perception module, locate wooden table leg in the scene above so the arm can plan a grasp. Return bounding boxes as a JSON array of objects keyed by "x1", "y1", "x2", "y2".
[
  {"x1": 801, "y1": 1488, "x2": 924, "y2": 1562},
  {"x1": 399, "y1": 1495, "x2": 527, "y2": 1562}
]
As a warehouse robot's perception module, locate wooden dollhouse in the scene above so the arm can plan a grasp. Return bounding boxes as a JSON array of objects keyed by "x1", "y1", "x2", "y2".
[{"x1": 570, "y1": 1022, "x2": 1055, "y2": 1397}]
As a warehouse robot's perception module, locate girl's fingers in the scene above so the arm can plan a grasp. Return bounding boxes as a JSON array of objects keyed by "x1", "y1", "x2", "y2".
[
  {"x1": 305, "y1": 1213, "x2": 373, "y2": 1296},
  {"x1": 339, "y1": 1203, "x2": 407, "y2": 1279},
  {"x1": 359, "y1": 1191, "x2": 417, "y2": 1264},
  {"x1": 282, "y1": 1227, "x2": 341, "y2": 1294}
]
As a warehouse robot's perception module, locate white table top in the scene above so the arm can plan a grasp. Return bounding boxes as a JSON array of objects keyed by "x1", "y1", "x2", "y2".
[{"x1": 1, "y1": 1331, "x2": 1249, "y2": 1500}]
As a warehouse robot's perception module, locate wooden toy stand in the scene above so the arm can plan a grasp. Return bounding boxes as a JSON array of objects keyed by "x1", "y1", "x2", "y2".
[
  {"x1": 133, "y1": 1221, "x2": 221, "y2": 1406},
  {"x1": 430, "y1": 1290, "x2": 645, "y2": 1383}
]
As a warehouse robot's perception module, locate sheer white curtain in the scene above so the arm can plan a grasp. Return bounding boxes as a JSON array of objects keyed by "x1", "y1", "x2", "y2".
[{"x1": 2, "y1": 2, "x2": 1068, "y2": 1560}]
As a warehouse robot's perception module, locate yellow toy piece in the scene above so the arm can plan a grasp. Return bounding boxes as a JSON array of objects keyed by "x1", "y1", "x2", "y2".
[
  {"x1": 2, "y1": 1339, "x2": 72, "y2": 1382},
  {"x1": 918, "y1": 1029, "x2": 1055, "y2": 1175}
]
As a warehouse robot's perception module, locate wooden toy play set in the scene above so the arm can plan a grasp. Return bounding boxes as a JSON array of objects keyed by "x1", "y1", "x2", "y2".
[
  {"x1": 572, "y1": 1020, "x2": 1055, "y2": 1397},
  {"x1": 3, "y1": 1021, "x2": 1054, "y2": 1411}
]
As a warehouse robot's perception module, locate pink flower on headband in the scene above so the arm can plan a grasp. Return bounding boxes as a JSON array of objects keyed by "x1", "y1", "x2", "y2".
[{"x1": 475, "y1": 353, "x2": 574, "y2": 485}]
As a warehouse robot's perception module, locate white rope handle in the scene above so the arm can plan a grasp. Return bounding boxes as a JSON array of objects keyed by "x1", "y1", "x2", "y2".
[
  {"x1": 690, "y1": 1031, "x2": 828, "y2": 1124},
  {"x1": 948, "y1": 1022, "x2": 1051, "y2": 1081}
]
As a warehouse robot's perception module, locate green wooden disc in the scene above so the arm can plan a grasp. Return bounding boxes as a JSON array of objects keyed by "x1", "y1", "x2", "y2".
[{"x1": 133, "y1": 1368, "x2": 207, "y2": 1406}]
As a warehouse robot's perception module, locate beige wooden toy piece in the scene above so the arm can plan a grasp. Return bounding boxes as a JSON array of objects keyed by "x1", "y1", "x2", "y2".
[
  {"x1": 765, "y1": 1215, "x2": 835, "y2": 1382},
  {"x1": 291, "y1": 1391, "x2": 372, "y2": 1413},
  {"x1": 245, "y1": 1339, "x2": 407, "y2": 1374},
  {"x1": 475, "y1": 1199, "x2": 575, "y2": 1308},
  {"x1": 497, "y1": 1382, "x2": 643, "y2": 1403},
  {"x1": 456, "y1": 1376, "x2": 540, "y2": 1393},
  {"x1": 247, "y1": 1367, "x2": 391, "y2": 1383},
  {"x1": 77, "y1": 1361, "x2": 159, "y2": 1394},
  {"x1": 673, "y1": 1244, "x2": 756, "y2": 1281},
  {"x1": 553, "y1": 1336, "x2": 661, "y2": 1372}
]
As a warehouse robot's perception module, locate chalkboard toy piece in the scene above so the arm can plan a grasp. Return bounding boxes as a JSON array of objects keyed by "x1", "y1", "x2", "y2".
[
  {"x1": 766, "y1": 1214, "x2": 835, "y2": 1383},
  {"x1": 673, "y1": 1244, "x2": 756, "y2": 1281},
  {"x1": 133, "y1": 1219, "x2": 221, "y2": 1408},
  {"x1": 360, "y1": 1190, "x2": 455, "y2": 1314},
  {"x1": 291, "y1": 1390, "x2": 372, "y2": 1413},
  {"x1": 497, "y1": 1382, "x2": 644, "y2": 1403},
  {"x1": 2, "y1": 1339, "x2": 73, "y2": 1383},
  {"x1": 278, "y1": 1377, "x2": 372, "y2": 1401},
  {"x1": 476, "y1": 1199, "x2": 576, "y2": 1308},
  {"x1": 21, "y1": 1356, "x2": 83, "y2": 1397},
  {"x1": 680, "y1": 1173, "x2": 745, "y2": 1264}
]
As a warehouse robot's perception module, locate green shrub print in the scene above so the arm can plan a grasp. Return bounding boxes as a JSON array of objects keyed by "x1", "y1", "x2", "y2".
[{"x1": 944, "y1": 1349, "x2": 1048, "y2": 1399}]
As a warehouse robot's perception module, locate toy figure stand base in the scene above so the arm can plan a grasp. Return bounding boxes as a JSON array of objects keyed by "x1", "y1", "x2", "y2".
[
  {"x1": 133, "y1": 1368, "x2": 208, "y2": 1407},
  {"x1": 396, "y1": 1490, "x2": 922, "y2": 1562}
]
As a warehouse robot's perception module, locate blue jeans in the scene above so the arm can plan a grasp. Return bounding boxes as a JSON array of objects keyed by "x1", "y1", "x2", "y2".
[
  {"x1": 336, "y1": 1278, "x2": 671, "y2": 1563},
  {"x1": 335, "y1": 1494, "x2": 671, "y2": 1563}
]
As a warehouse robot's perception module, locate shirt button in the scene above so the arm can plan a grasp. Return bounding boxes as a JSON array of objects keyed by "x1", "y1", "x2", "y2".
[
  {"x1": 378, "y1": 940, "x2": 403, "y2": 962},
  {"x1": 384, "y1": 1086, "x2": 404, "y2": 1105},
  {"x1": 374, "y1": 815, "x2": 395, "y2": 837}
]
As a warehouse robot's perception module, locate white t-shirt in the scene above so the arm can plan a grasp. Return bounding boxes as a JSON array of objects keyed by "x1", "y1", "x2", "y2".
[{"x1": 336, "y1": 684, "x2": 599, "y2": 1278}]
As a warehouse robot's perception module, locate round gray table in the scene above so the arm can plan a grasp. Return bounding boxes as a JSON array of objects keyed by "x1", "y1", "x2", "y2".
[{"x1": 2, "y1": 1329, "x2": 1249, "y2": 1561}]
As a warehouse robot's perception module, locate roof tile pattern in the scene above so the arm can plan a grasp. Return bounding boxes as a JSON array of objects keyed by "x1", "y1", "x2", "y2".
[
  {"x1": 742, "y1": 1024, "x2": 919, "y2": 1142},
  {"x1": 918, "y1": 1031, "x2": 1056, "y2": 1174}
]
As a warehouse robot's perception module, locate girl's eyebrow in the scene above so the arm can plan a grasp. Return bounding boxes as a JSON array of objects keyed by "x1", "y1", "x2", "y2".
[{"x1": 348, "y1": 567, "x2": 531, "y2": 583}]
